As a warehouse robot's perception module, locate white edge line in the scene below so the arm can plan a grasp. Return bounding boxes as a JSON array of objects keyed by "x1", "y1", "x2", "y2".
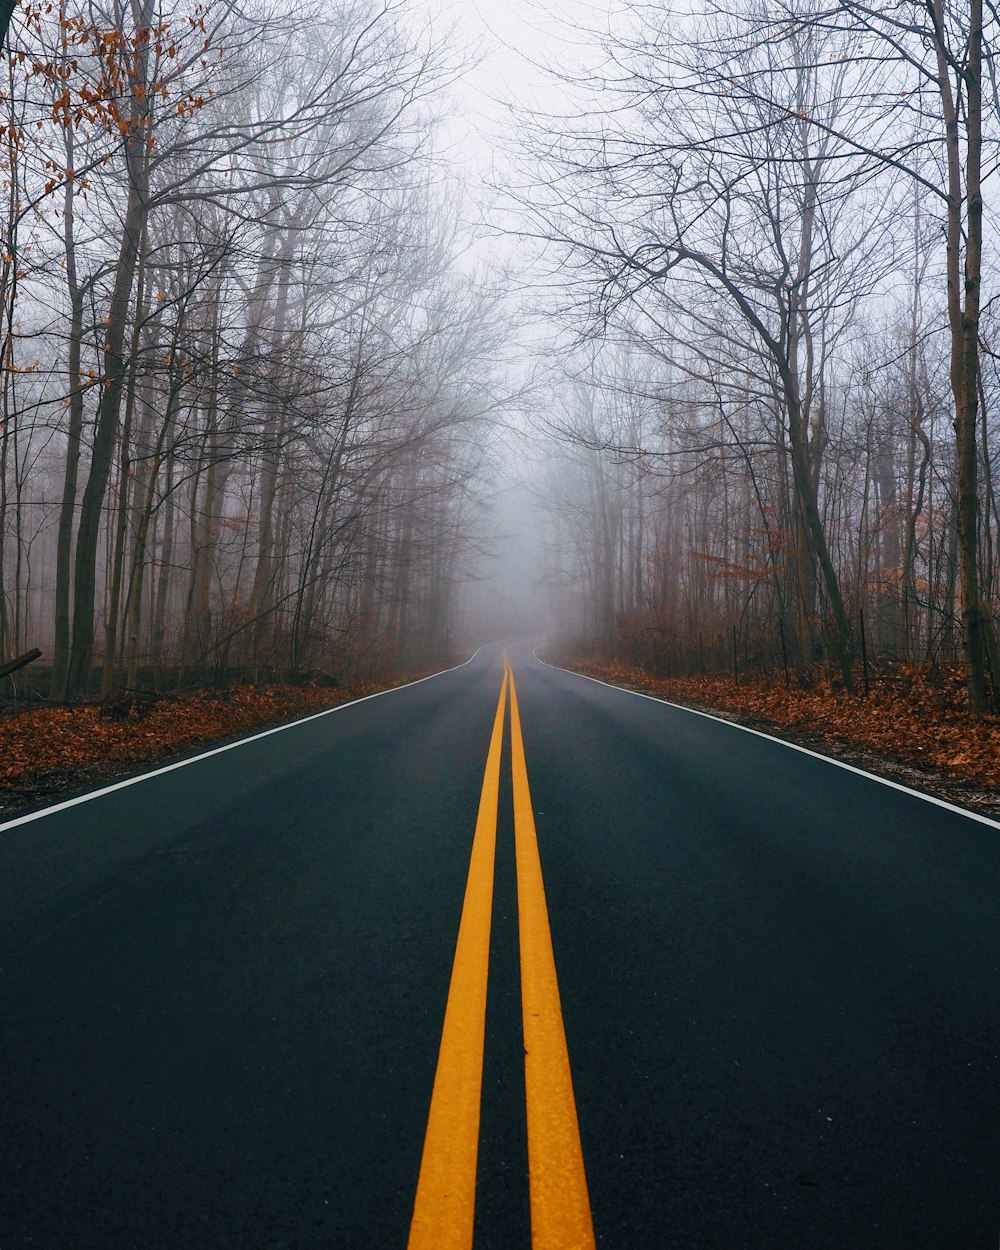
[
  {"x1": 532, "y1": 649, "x2": 1000, "y2": 832},
  {"x1": 0, "y1": 645, "x2": 491, "y2": 834}
]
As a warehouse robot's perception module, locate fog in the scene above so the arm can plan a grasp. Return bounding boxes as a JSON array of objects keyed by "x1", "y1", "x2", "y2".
[
  {"x1": 459, "y1": 469, "x2": 554, "y2": 646},
  {"x1": 0, "y1": 0, "x2": 997, "y2": 702}
]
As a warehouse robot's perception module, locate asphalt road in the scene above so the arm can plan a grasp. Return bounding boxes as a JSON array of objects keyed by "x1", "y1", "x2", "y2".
[{"x1": 2, "y1": 642, "x2": 999, "y2": 1248}]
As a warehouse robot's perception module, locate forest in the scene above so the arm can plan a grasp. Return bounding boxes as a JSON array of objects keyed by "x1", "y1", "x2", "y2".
[
  {"x1": 0, "y1": 0, "x2": 998, "y2": 725},
  {"x1": 528, "y1": 0, "x2": 1000, "y2": 716},
  {"x1": 0, "y1": 0, "x2": 504, "y2": 700}
]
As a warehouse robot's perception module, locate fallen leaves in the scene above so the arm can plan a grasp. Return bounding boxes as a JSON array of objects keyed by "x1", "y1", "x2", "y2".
[
  {"x1": 561, "y1": 658, "x2": 1000, "y2": 792},
  {"x1": 6, "y1": 660, "x2": 997, "y2": 821},
  {"x1": 0, "y1": 678, "x2": 416, "y2": 806}
]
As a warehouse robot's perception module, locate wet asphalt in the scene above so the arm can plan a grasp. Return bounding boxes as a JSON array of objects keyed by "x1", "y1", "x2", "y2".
[{"x1": 2, "y1": 643, "x2": 999, "y2": 1248}]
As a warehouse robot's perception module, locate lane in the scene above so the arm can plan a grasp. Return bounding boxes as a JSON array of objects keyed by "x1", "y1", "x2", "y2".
[
  {"x1": 1, "y1": 652, "x2": 492, "y2": 949},
  {"x1": 512, "y1": 645, "x2": 1000, "y2": 1248},
  {"x1": 1, "y1": 648, "x2": 511, "y2": 1249}
]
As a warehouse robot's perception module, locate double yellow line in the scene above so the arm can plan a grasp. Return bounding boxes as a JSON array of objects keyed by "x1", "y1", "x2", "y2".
[{"x1": 408, "y1": 653, "x2": 595, "y2": 1250}]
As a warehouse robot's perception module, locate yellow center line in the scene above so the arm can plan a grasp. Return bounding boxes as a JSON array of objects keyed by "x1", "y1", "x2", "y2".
[
  {"x1": 508, "y1": 657, "x2": 597, "y2": 1250},
  {"x1": 407, "y1": 665, "x2": 508, "y2": 1250}
]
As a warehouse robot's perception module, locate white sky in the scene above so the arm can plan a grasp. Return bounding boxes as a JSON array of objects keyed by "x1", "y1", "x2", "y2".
[
  {"x1": 427, "y1": 0, "x2": 612, "y2": 640},
  {"x1": 434, "y1": 0, "x2": 606, "y2": 217}
]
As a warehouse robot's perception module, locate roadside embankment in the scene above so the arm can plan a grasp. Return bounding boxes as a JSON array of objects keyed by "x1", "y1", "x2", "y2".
[
  {"x1": 548, "y1": 655, "x2": 1000, "y2": 820},
  {"x1": 0, "y1": 676, "x2": 426, "y2": 820}
]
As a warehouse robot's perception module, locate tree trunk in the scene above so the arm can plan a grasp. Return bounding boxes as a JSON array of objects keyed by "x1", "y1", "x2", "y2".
[
  {"x1": 65, "y1": 3, "x2": 152, "y2": 695},
  {"x1": 49, "y1": 58, "x2": 89, "y2": 699},
  {"x1": 934, "y1": 0, "x2": 989, "y2": 710},
  {"x1": 151, "y1": 448, "x2": 176, "y2": 669}
]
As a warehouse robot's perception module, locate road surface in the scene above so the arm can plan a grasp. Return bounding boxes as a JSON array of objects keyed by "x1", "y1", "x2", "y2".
[{"x1": 2, "y1": 642, "x2": 999, "y2": 1248}]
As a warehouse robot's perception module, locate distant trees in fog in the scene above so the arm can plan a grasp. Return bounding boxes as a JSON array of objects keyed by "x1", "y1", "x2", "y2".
[
  {"x1": 522, "y1": 0, "x2": 1000, "y2": 707},
  {"x1": 0, "y1": 0, "x2": 502, "y2": 696}
]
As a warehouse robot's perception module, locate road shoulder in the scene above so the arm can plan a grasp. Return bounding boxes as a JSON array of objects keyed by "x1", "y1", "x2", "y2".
[{"x1": 543, "y1": 655, "x2": 1000, "y2": 824}]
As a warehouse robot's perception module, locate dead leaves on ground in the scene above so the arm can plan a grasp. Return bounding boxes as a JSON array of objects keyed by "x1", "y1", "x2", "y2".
[
  {"x1": 0, "y1": 681, "x2": 396, "y2": 792},
  {"x1": 5, "y1": 661, "x2": 998, "y2": 814},
  {"x1": 567, "y1": 659, "x2": 1000, "y2": 790}
]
